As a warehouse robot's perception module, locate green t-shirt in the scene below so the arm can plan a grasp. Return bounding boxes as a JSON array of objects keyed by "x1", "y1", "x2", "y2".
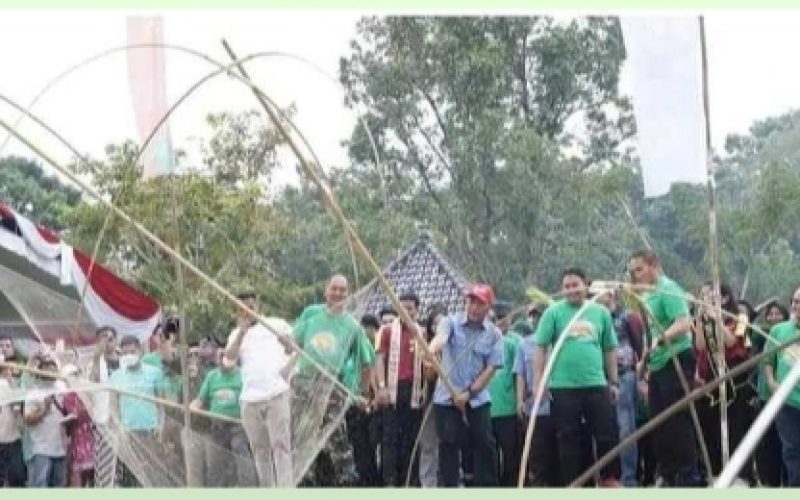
[
  {"x1": 197, "y1": 368, "x2": 243, "y2": 418},
  {"x1": 767, "y1": 321, "x2": 800, "y2": 410},
  {"x1": 141, "y1": 352, "x2": 163, "y2": 369},
  {"x1": 643, "y1": 275, "x2": 693, "y2": 372},
  {"x1": 534, "y1": 300, "x2": 618, "y2": 389},
  {"x1": 488, "y1": 331, "x2": 522, "y2": 417},
  {"x1": 293, "y1": 306, "x2": 375, "y2": 384}
]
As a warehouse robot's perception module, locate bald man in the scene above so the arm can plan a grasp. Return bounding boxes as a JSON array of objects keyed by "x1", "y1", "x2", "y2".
[{"x1": 293, "y1": 274, "x2": 376, "y2": 486}]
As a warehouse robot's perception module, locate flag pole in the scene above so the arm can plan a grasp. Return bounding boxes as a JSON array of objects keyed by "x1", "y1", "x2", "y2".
[{"x1": 699, "y1": 15, "x2": 730, "y2": 468}]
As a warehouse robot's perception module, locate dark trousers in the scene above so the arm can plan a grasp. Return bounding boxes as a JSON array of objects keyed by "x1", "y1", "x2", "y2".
[
  {"x1": 381, "y1": 382, "x2": 421, "y2": 486},
  {"x1": 775, "y1": 404, "x2": 800, "y2": 487},
  {"x1": 492, "y1": 415, "x2": 520, "y2": 487},
  {"x1": 0, "y1": 439, "x2": 26, "y2": 487},
  {"x1": 525, "y1": 414, "x2": 561, "y2": 487},
  {"x1": 346, "y1": 406, "x2": 380, "y2": 487},
  {"x1": 551, "y1": 386, "x2": 621, "y2": 484},
  {"x1": 649, "y1": 350, "x2": 698, "y2": 485},
  {"x1": 435, "y1": 403, "x2": 497, "y2": 487},
  {"x1": 755, "y1": 408, "x2": 784, "y2": 486},
  {"x1": 637, "y1": 425, "x2": 657, "y2": 486},
  {"x1": 697, "y1": 372, "x2": 755, "y2": 482}
]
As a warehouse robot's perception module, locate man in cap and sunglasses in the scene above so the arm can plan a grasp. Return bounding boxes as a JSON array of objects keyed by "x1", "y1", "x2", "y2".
[{"x1": 428, "y1": 284, "x2": 503, "y2": 487}]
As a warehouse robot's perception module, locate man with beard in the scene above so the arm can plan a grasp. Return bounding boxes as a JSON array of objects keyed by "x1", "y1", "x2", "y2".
[{"x1": 293, "y1": 274, "x2": 375, "y2": 487}]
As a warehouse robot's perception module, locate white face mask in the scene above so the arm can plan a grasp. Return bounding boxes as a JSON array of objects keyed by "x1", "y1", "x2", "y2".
[{"x1": 119, "y1": 354, "x2": 140, "y2": 369}]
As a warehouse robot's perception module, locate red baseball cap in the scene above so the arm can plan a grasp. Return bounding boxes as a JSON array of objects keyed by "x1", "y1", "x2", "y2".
[{"x1": 466, "y1": 284, "x2": 495, "y2": 305}]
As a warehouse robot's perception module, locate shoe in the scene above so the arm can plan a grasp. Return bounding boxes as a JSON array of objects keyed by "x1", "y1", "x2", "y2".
[{"x1": 600, "y1": 478, "x2": 622, "y2": 488}]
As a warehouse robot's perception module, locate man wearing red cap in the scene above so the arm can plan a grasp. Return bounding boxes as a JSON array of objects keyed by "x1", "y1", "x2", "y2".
[{"x1": 428, "y1": 283, "x2": 503, "y2": 487}]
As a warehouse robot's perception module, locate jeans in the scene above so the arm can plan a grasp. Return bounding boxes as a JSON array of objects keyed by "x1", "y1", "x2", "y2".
[
  {"x1": 27, "y1": 455, "x2": 66, "y2": 487},
  {"x1": 616, "y1": 370, "x2": 638, "y2": 486},
  {"x1": 649, "y1": 349, "x2": 698, "y2": 485},
  {"x1": 551, "y1": 386, "x2": 621, "y2": 484},
  {"x1": 0, "y1": 439, "x2": 26, "y2": 486},
  {"x1": 775, "y1": 404, "x2": 800, "y2": 487},
  {"x1": 492, "y1": 415, "x2": 520, "y2": 487},
  {"x1": 434, "y1": 403, "x2": 497, "y2": 487},
  {"x1": 241, "y1": 391, "x2": 292, "y2": 487},
  {"x1": 206, "y1": 422, "x2": 258, "y2": 487},
  {"x1": 381, "y1": 381, "x2": 422, "y2": 486},
  {"x1": 418, "y1": 406, "x2": 439, "y2": 487}
]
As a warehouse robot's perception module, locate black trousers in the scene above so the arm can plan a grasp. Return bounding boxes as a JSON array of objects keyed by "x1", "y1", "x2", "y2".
[
  {"x1": 551, "y1": 386, "x2": 621, "y2": 484},
  {"x1": 381, "y1": 382, "x2": 421, "y2": 486},
  {"x1": 492, "y1": 415, "x2": 520, "y2": 487},
  {"x1": 649, "y1": 350, "x2": 698, "y2": 485},
  {"x1": 525, "y1": 414, "x2": 562, "y2": 487},
  {"x1": 435, "y1": 403, "x2": 497, "y2": 487},
  {"x1": 0, "y1": 439, "x2": 26, "y2": 487},
  {"x1": 346, "y1": 406, "x2": 380, "y2": 487},
  {"x1": 755, "y1": 405, "x2": 784, "y2": 486}
]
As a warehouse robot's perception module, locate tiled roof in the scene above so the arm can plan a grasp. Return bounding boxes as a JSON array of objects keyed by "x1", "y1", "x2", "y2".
[{"x1": 349, "y1": 230, "x2": 470, "y2": 318}]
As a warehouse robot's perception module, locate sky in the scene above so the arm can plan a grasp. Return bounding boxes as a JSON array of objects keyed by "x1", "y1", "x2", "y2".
[{"x1": 1, "y1": 10, "x2": 800, "y2": 190}]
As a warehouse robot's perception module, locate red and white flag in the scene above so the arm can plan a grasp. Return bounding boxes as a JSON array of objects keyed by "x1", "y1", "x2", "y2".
[
  {"x1": 126, "y1": 16, "x2": 175, "y2": 179},
  {"x1": 621, "y1": 17, "x2": 708, "y2": 198}
]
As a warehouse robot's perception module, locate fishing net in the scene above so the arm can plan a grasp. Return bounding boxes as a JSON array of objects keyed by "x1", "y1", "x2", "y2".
[{"x1": 0, "y1": 258, "x2": 356, "y2": 487}]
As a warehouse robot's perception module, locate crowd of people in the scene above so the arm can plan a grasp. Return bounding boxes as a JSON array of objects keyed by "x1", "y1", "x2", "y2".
[{"x1": 1, "y1": 249, "x2": 800, "y2": 488}]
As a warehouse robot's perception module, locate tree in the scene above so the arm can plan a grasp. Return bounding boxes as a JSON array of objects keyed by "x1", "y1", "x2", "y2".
[
  {"x1": 0, "y1": 156, "x2": 81, "y2": 231},
  {"x1": 339, "y1": 16, "x2": 640, "y2": 298}
]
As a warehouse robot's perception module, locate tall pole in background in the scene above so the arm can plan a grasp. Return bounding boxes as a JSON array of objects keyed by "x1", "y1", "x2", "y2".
[{"x1": 699, "y1": 15, "x2": 730, "y2": 468}]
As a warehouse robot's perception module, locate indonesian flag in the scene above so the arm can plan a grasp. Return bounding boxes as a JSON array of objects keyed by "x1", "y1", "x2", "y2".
[
  {"x1": 621, "y1": 17, "x2": 708, "y2": 198},
  {"x1": 126, "y1": 16, "x2": 175, "y2": 179}
]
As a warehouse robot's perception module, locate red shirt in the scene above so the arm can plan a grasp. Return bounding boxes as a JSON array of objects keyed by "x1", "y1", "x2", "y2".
[
  {"x1": 378, "y1": 323, "x2": 415, "y2": 382},
  {"x1": 695, "y1": 320, "x2": 747, "y2": 382}
]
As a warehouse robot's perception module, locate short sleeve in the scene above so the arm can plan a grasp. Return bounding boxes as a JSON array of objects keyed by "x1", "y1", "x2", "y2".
[
  {"x1": 601, "y1": 309, "x2": 619, "y2": 350},
  {"x1": 512, "y1": 345, "x2": 524, "y2": 375},
  {"x1": 662, "y1": 284, "x2": 690, "y2": 324},
  {"x1": 533, "y1": 306, "x2": 556, "y2": 347},
  {"x1": 196, "y1": 372, "x2": 212, "y2": 403},
  {"x1": 359, "y1": 331, "x2": 376, "y2": 367},
  {"x1": 487, "y1": 333, "x2": 503, "y2": 368},
  {"x1": 225, "y1": 329, "x2": 238, "y2": 349}
]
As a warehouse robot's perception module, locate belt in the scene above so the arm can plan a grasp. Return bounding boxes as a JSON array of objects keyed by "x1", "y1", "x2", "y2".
[{"x1": 618, "y1": 365, "x2": 635, "y2": 375}]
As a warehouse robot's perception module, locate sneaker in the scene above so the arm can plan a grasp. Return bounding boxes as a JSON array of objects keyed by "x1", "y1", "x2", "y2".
[{"x1": 600, "y1": 478, "x2": 622, "y2": 488}]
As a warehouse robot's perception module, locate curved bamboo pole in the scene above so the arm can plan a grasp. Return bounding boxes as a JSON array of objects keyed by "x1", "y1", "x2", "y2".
[
  {"x1": 517, "y1": 291, "x2": 600, "y2": 487},
  {"x1": 570, "y1": 333, "x2": 800, "y2": 487}
]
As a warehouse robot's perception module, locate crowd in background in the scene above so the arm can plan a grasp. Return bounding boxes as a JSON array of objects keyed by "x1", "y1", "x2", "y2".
[{"x1": 1, "y1": 249, "x2": 800, "y2": 488}]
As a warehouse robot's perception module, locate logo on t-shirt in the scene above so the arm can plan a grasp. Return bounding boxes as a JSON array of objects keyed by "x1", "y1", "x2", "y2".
[
  {"x1": 309, "y1": 331, "x2": 337, "y2": 353},
  {"x1": 213, "y1": 388, "x2": 237, "y2": 406},
  {"x1": 568, "y1": 320, "x2": 597, "y2": 342}
]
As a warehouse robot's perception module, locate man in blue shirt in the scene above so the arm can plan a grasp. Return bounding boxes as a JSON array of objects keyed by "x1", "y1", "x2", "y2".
[{"x1": 428, "y1": 284, "x2": 503, "y2": 487}]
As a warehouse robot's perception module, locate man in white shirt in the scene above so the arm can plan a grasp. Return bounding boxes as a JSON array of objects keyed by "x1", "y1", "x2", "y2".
[
  {"x1": 23, "y1": 357, "x2": 67, "y2": 488},
  {"x1": 0, "y1": 340, "x2": 26, "y2": 487},
  {"x1": 224, "y1": 291, "x2": 294, "y2": 487}
]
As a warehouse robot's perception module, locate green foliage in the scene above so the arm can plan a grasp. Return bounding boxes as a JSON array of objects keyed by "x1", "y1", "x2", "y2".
[{"x1": 0, "y1": 156, "x2": 81, "y2": 230}]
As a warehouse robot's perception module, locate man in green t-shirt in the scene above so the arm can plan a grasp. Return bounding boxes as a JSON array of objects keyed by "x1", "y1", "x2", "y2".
[
  {"x1": 292, "y1": 274, "x2": 375, "y2": 487},
  {"x1": 533, "y1": 267, "x2": 621, "y2": 487},
  {"x1": 764, "y1": 286, "x2": 800, "y2": 487},
  {"x1": 629, "y1": 250, "x2": 697, "y2": 487},
  {"x1": 487, "y1": 300, "x2": 522, "y2": 487},
  {"x1": 190, "y1": 351, "x2": 256, "y2": 487}
]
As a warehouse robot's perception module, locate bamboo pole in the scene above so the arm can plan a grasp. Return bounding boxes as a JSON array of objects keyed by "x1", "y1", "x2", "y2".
[
  {"x1": 220, "y1": 40, "x2": 463, "y2": 410},
  {"x1": 0, "y1": 116, "x2": 363, "y2": 407},
  {"x1": 570, "y1": 333, "x2": 800, "y2": 487},
  {"x1": 699, "y1": 15, "x2": 730, "y2": 467}
]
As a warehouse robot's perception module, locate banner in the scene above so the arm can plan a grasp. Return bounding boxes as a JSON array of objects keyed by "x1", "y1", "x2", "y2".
[
  {"x1": 126, "y1": 16, "x2": 175, "y2": 179},
  {"x1": 621, "y1": 17, "x2": 708, "y2": 198}
]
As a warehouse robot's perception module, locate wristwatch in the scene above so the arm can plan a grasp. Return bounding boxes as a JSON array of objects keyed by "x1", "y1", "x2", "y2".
[
  {"x1": 609, "y1": 380, "x2": 620, "y2": 388},
  {"x1": 467, "y1": 386, "x2": 479, "y2": 400}
]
